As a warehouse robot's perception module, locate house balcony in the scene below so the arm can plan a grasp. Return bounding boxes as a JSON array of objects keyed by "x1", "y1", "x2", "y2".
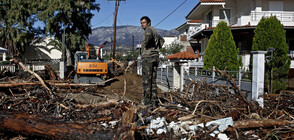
[
  {"x1": 187, "y1": 20, "x2": 230, "y2": 41},
  {"x1": 236, "y1": 11, "x2": 294, "y2": 26},
  {"x1": 187, "y1": 23, "x2": 208, "y2": 41}
]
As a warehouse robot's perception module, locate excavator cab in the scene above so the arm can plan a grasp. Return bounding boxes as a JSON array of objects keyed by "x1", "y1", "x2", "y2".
[{"x1": 74, "y1": 42, "x2": 109, "y2": 84}]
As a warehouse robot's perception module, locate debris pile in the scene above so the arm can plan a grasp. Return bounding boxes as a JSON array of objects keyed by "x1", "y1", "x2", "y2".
[{"x1": 0, "y1": 63, "x2": 293, "y2": 140}]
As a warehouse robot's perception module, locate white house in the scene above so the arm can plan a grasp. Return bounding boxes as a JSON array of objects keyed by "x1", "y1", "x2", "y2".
[
  {"x1": 162, "y1": 36, "x2": 178, "y2": 48},
  {"x1": 159, "y1": 36, "x2": 178, "y2": 58},
  {"x1": 176, "y1": 0, "x2": 294, "y2": 71},
  {"x1": 23, "y1": 37, "x2": 62, "y2": 61}
]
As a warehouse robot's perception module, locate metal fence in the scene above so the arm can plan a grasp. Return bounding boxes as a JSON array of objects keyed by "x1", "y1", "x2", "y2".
[
  {"x1": 157, "y1": 65, "x2": 252, "y2": 92},
  {"x1": 156, "y1": 66, "x2": 173, "y2": 89},
  {"x1": 0, "y1": 65, "x2": 16, "y2": 72},
  {"x1": 24, "y1": 59, "x2": 61, "y2": 70},
  {"x1": 0, "y1": 59, "x2": 62, "y2": 73}
]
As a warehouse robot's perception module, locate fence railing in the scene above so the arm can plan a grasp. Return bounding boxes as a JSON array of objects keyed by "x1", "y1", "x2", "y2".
[
  {"x1": 251, "y1": 11, "x2": 294, "y2": 22},
  {"x1": 0, "y1": 65, "x2": 16, "y2": 72},
  {"x1": 0, "y1": 59, "x2": 61, "y2": 73},
  {"x1": 157, "y1": 66, "x2": 173, "y2": 89},
  {"x1": 157, "y1": 65, "x2": 252, "y2": 92}
]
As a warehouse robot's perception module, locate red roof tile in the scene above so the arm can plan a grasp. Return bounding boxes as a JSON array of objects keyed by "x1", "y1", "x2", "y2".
[
  {"x1": 188, "y1": 20, "x2": 202, "y2": 23},
  {"x1": 186, "y1": 0, "x2": 225, "y2": 19},
  {"x1": 166, "y1": 51, "x2": 199, "y2": 60},
  {"x1": 200, "y1": 0, "x2": 225, "y2": 2},
  {"x1": 206, "y1": 25, "x2": 256, "y2": 30}
]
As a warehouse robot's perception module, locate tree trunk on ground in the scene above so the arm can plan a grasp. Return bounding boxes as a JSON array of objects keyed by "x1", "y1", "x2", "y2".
[{"x1": 0, "y1": 110, "x2": 114, "y2": 140}]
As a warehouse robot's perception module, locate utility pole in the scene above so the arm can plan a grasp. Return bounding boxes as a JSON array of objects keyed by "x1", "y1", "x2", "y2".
[
  {"x1": 110, "y1": 37, "x2": 113, "y2": 58},
  {"x1": 108, "y1": 0, "x2": 126, "y2": 70},
  {"x1": 60, "y1": 26, "x2": 66, "y2": 80},
  {"x1": 132, "y1": 35, "x2": 134, "y2": 60},
  {"x1": 113, "y1": 0, "x2": 118, "y2": 62}
]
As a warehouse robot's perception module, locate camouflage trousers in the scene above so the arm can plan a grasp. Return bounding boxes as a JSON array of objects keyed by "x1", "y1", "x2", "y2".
[{"x1": 142, "y1": 56, "x2": 159, "y2": 106}]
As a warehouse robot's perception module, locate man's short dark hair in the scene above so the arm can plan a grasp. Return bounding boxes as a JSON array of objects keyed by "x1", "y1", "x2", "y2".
[{"x1": 140, "y1": 16, "x2": 151, "y2": 24}]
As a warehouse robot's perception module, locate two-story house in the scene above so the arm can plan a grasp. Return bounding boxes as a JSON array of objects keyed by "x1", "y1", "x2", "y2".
[{"x1": 176, "y1": 0, "x2": 294, "y2": 70}]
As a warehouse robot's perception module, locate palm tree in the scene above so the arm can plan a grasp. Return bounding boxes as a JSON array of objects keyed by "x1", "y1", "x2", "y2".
[{"x1": 45, "y1": 38, "x2": 62, "y2": 53}]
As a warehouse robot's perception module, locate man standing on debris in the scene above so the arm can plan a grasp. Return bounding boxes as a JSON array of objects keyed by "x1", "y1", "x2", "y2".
[{"x1": 140, "y1": 16, "x2": 164, "y2": 108}]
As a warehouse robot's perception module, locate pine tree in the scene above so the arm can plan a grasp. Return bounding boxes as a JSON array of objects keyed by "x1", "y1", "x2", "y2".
[
  {"x1": 204, "y1": 21, "x2": 242, "y2": 71},
  {"x1": 252, "y1": 16, "x2": 290, "y2": 93},
  {"x1": 0, "y1": 0, "x2": 36, "y2": 56},
  {"x1": 0, "y1": 0, "x2": 100, "y2": 61},
  {"x1": 38, "y1": 0, "x2": 100, "y2": 66}
]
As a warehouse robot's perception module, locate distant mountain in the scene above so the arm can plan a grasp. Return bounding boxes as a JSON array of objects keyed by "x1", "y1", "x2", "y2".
[{"x1": 88, "y1": 25, "x2": 179, "y2": 50}]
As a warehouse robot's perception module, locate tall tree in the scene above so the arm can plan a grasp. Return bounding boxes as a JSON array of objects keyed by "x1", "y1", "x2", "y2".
[
  {"x1": 0, "y1": 0, "x2": 37, "y2": 56},
  {"x1": 38, "y1": 0, "x2": 100, "y2": 66},
  {"x1": 160, "y1": 42, "x2": 184, "y2": 56},
  {"x1": 252, "y1": 16, "x2": 290, "y2": 93},
  {"x1": 204, "y1": 21, "x2": 242, "y2": 71}
]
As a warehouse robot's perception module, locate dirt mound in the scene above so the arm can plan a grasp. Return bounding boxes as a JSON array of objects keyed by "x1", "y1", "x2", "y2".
[{"x1": 102, "y1": 73, "x2": 143, "y2": 103}]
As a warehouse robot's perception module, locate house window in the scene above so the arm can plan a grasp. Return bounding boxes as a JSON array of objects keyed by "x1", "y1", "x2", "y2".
[
  {"x1": 219, "y1": 9, "x2": 231, "y2": 21},
  {"x1": 269, "y1": 1, "x2": 283, "y2": 11},
  {"x1": 206, "y1": 11, "x2": 212, "y2": 27}
]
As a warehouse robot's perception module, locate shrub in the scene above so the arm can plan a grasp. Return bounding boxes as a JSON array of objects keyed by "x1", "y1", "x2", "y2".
[
  {"x1": 204, "y1": 21, "x2": 242, "y2": 71},
  {"x1": 252, "y1": 16, "x2": 290, "y2": 93}
]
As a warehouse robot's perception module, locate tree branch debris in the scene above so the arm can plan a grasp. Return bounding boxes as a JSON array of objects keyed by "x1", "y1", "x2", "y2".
[{"x1": 0, "y1": 67, "x2": 293, "y2": 139}]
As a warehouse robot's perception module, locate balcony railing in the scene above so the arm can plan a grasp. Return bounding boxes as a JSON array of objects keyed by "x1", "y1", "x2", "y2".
[
  {"x1": 187, "y1": 24, "x2": 207, "y2": 40},
  {"x1": 187, "y1": 19, "x2": 231, "y2": 40},
  {"x1": 251, "y1": 11, "x2": 294, "y2": 22}
]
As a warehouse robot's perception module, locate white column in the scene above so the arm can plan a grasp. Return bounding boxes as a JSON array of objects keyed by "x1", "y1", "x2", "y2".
[
  {"x1": 3, "y1": 52, "x2": 6, "y2": 61},
  {"x1": 180, "y1": 64, "x2": 185, "y2": 92},
  {"x1": 251, "y1": 51, "x2": 267, "y2": 108},
  {"x1": 60, "y1": 62, "x2": 66, "y2": 79},
  {"x1": 173, "y1": 62, "x2": 181, "y2": 91},
  {"x1": 137, "y1": 56, "x2": 142, "y2": 75}
]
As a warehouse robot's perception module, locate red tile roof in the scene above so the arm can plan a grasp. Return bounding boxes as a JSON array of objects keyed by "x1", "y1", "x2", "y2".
[
  {"x1": 187, "y1": 20, "x2": 202, "y2": 23},
  {"x1": 200, "y1": 0, "x2": 225, "y2": 2},
  {"x1": 186, "y1": 0, "x2": 225, "y2": 19},
  {"x1": 166, "y1": 51, "x2": 199, "y2": 60},
  {"x1": 206, "y1": 25, "x2": 256, "y2": 30}
]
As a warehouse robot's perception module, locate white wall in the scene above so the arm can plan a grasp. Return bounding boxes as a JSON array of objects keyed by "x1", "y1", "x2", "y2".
[
  {"x1": 162, "y1": 36, "x2": 177, "y2": 48},
  {"x1": 242, "y1": 54, "x2": 251, "y2": 71},
  {"x1": 159, "y1": 36, "x2": 178, "y2": 58},
  {"x1": 23, "y1": 37, "x2": 62, "y2": 60}
]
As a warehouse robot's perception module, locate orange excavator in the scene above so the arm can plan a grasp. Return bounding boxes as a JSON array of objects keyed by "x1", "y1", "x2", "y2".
[{"x1": 74, "y1": 41, "x2": 109, "y2": 84}]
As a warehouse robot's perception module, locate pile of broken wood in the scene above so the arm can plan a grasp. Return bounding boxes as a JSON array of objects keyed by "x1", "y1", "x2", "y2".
[{"x1": 0, "y1": 59, "x2": 293, "y2": 140}]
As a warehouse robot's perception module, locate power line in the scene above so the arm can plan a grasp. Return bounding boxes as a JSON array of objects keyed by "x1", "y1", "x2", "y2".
[
  {"x1": 118, "y1": 18, "x2": 123, "y2": 26},
  {"x1": 154, "y1": 0, "x2": 188, "y2": 27},
  {"x1": 92, "y1": 12, "x2": 114, "y2": 28}
]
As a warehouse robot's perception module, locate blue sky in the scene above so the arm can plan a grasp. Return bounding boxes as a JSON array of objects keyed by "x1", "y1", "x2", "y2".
[{"x1": 91, "y1": 0, "x2": 200, "y2": 30}]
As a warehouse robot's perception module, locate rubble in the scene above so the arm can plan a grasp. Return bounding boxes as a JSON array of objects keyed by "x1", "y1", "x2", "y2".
[{"x1": 0, "y1": 63, "x2": 293, "y2": 140}]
